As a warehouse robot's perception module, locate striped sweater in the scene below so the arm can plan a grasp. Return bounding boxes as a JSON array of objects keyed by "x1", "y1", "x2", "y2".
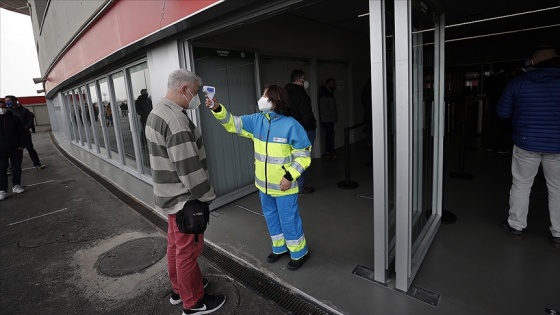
[{"x1": 145, "y1": 98, "x2": 215, "y2": 215}]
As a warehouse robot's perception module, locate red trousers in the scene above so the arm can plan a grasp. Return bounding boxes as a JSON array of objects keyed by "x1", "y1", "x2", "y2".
[{"x1": 167, "y1": 213, "x2": 204, "y2": 309}]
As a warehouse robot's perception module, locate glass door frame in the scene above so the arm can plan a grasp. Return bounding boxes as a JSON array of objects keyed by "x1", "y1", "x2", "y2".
[
  {"x1": 393, "y1": 0, "x2": 445, "y2": 292},
  {"x1": 370, "y1": 0, "x2": 391, "y2": 285}
]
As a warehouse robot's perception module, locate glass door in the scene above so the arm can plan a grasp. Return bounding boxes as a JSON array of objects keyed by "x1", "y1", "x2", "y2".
[
  {"x1": 191, "y1": 46, "x2": 258, "y2": 206},
  {"x1": 393, "y1": 0, "x2": 445, "y2": 292}
]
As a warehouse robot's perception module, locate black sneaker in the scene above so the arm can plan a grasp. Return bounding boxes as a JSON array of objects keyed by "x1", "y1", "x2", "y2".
[
  {"x1": 183, "y1": 294, "x2": 226, "y2": 315},
  {"x1": 170, "y1": 278, "x2": 209, "y2": 305},
  {"x1": 501, "y1": 220, "x2": 523, "y2": 240},
  {"x1": 267, "y1": 252, "x2": 288, "y2": 263},
  {"x1": 287, "y1": 252, "x2": 309, "y2": 271}
]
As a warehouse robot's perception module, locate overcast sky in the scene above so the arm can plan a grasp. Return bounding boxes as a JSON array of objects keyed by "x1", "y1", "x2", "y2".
[{"x1": 0, "y1": 8, "x2": 42, "y2": 98}]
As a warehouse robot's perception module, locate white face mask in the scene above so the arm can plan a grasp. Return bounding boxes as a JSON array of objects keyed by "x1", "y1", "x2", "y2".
[
  {"x1": 258, "y1": 96, "x2": 272, "y2": 111},
  {"x1": 185, "y1": 89, "x2": 201, "y2": 110},
  {"x1": 303, "y1": 80, "x2": 310, "y2": 90},
  {"x1": 0, "y1": 108, "x2": 6, "y2": 115}
]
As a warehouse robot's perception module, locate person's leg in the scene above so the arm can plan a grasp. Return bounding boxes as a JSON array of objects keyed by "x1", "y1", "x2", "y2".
[
  {"x1": 260, "y1": 192, "x2": 288, "y2": 254},
  {"x1": 297, "y1": 130, "x2": 316, "y2": 191},
  {"x1": 326, "y1": 123, "x2": 335, "y2": 156},
  {"x1": 0, "y1": 156, "x2": 8, "y2": 192},
  {"x1": 167, "y1": 214, "x2": 179, "y2": 297},
  {"x1": 276, "y1": 194, "x2": 308, "y2": 260},
  {"x1": 168, "y1": 213, "x2": 204, "y2": 309},
  {"x1": 508, "y1": 145, "x2": 541, "y2": 230},
  {"x1": 24, "y1": 133, "x2": 42, "y2": 166},
  {"x1": 321, "y1": 123, "x2": 332, "y2": 156},
  {"x1": 542, "y1": 153, "x2": 560, "y2": 238},
  {"x1": 9, "y1": 149, "x2": 23, "y2": 187}
]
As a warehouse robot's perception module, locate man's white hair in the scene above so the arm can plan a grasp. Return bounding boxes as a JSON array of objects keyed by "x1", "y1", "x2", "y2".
[{"x1": 167, "y1": 69, "x2": 202, "y2": 90}]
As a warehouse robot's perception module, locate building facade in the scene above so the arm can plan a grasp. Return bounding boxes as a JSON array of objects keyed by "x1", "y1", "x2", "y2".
[{"x1": 25, "y1": 0, "x2": 560, "y2": 312}]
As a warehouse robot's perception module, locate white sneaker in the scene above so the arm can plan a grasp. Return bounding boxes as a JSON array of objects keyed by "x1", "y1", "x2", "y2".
[
  {"x1": 0, "y1": 190, "x2": 6, "y2": 201},
  {"x1": 12, "y1": 185, "x2": 25, "y2": 194}
]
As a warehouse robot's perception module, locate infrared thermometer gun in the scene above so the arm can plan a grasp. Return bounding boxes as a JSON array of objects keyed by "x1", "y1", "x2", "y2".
[{"x1": 203, "y1": 86, "x2": 216, "y2": 107}]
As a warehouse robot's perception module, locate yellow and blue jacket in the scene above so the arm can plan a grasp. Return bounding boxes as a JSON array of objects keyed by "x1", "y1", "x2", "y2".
[{"x1": 212, "y1": 104, "x2": 312, "y2": 196}]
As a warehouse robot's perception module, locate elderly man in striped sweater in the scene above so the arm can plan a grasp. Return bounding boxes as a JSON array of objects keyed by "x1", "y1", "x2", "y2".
[{"x1": 145, "y1": 69, "x2": 226, "y2": 315}]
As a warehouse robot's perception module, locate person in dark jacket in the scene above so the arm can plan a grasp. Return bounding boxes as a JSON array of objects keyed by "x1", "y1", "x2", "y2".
[
  {"x1": 497, "y1": 45, "x2": 560, "y2": 249},
  {"x1": 0, "y1": 100, "x2": 26, "y2": 200},
  {"x1": 4, "y1": 96, "x2": 45, "y2": 170},
  {"x1": 136, "y1": 90, "x2": 152, "y2": 128},
  {"x1": 318, "y1": 78, "x2": 338, "y2": 159},
  {"x1": 29, "y1": 111, "x2": 36, "y2": 133},
  {"x1": 135, "y1": 89, "x2": 153, "y2": 143},
  {"x1": 285, "y1": 69, "x2": 316, "y2": 194}
]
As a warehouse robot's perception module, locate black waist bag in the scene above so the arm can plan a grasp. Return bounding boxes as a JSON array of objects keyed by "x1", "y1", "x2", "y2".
[{"x1": 175, "y1": 200, "x2": 210, "y2": 245}]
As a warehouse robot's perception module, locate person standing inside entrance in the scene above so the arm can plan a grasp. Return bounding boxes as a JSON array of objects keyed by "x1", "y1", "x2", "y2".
[
  {"x1": 205, "y1": 84, "x2": 312, "y2": 270},
  {"x1": 318, "y1": 78, "x2": 338, "y2": 159},
  {"x1": 135, "y1": 89, "x2": 153, "y2": 138},
  {"x1": 497, "y1": 45, "x2": 560, "y2": 249},
  {"x1": 145, "y1": 69, "x2": 226, "y2": 314},
  {"x1": 285, "y1": 69, "x2": 316, "y2": 194}
]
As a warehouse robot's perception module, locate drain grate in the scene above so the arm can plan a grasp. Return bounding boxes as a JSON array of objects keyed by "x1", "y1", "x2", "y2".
[{"x1": 202, "y1": 245, "x2": 336, "y2": 315}]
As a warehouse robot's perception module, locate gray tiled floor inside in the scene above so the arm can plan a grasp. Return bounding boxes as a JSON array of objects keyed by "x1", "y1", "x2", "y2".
[
  {"x1": 204, "y1": 136, "x2": 560, "y2": 314},
  {"x1": 55, "y1": 129, "x2": 560, "y2": 315}
]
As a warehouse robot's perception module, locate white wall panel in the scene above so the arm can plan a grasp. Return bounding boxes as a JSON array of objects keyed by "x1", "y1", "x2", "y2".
[{"x1": 146, "y1": 39, "x2": 181, "y2": 104}]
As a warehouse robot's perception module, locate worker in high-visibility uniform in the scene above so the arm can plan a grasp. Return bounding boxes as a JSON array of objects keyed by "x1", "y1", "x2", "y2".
[{"x1": 205, "y1": 84, "x2": 311, "y2": 271}]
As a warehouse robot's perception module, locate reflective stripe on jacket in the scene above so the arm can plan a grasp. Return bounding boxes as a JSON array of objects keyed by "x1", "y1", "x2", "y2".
[{"x1": 212, "y1": 105, "x2": 312, "y2": 196}]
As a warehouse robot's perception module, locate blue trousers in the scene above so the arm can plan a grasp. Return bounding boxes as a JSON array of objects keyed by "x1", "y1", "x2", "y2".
[{"x1": 259, "y1": 191, "x2": 308, "y2": 260}]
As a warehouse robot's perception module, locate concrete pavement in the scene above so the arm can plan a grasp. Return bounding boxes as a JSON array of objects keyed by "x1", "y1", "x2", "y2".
[{"x1": 0, "y1": 127, "x2": 306, "y2": 315}]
